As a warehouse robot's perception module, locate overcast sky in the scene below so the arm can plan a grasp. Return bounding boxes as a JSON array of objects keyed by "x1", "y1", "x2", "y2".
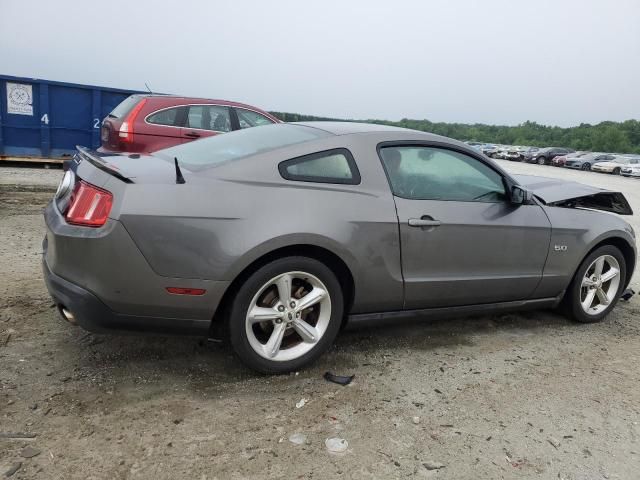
[{"x1": 1, "y1": 0, "x2": 638, "y2": 127}]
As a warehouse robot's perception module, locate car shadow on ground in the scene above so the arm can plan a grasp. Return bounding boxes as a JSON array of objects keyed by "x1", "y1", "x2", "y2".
[{"x1": 50, "y1": 307, "x2": 580, "y2": 388}]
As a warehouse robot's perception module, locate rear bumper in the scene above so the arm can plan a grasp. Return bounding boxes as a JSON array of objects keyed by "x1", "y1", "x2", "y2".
[{"x1": 43, "y1": 254, "x2": 211, "y2": 336}]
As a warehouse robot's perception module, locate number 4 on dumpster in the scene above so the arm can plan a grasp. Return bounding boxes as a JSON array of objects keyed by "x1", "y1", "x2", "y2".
[{"x1": 41, "y1": 114, "x2": 49, "y2": 125}]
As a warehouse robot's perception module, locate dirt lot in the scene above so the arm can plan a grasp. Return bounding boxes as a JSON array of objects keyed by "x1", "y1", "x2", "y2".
[{"x1": 1, "y1": 163, "x2": 639, "y2": 480}]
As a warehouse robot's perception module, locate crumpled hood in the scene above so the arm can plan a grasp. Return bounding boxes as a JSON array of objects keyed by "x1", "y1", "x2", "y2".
[{"x1": 513, "y1": 174, "x2": 633, "y2": 215}]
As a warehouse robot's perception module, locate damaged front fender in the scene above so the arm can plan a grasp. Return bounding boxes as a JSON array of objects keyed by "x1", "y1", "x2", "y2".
[{"x1": 513, "y1": 174, "x2": 634, "y2": 215}]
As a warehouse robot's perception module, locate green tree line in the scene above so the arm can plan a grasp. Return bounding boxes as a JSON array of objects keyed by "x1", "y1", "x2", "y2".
[{"x1": 270, "y1": 113, "x2": 640, "y2": 154}]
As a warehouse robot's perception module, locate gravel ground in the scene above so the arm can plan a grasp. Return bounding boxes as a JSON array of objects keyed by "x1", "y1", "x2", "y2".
[{"x1": 1, "y1": 162, "x2": 639, "y2": 479}]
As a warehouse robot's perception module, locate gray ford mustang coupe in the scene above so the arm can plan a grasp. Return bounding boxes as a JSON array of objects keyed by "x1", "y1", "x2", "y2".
[{"x1": 43, "y1": 122, "x2": 636, "y2": 373}]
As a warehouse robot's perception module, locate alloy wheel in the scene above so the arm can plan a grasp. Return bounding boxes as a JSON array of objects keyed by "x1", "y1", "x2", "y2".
[
  {"x1": 580, "y1": 255, "x2": 621, "y2": 315},
  {"x1": 245, "y1": 271, "x2": 331, "y2": 361}
]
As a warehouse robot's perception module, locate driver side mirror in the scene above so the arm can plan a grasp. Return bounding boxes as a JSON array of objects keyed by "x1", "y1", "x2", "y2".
[{"x1": 510, "y1": 185, "x2": 532, "y2": 205}]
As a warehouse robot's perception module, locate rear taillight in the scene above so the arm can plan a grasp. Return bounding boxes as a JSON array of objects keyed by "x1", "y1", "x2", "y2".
[
  {"x1": 118, "y1": 98, "x2": 147, "y2": 143},
  {"x1": 65, "y1": 181, "x2": 113, "y2": 227}
]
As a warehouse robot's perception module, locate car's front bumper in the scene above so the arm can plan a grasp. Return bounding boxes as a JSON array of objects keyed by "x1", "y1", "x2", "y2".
[{"x1": 621, "y1": 169, "x2": 640, "y2": 177}]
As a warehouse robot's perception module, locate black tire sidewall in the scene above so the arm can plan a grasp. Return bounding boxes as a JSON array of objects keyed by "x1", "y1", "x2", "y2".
[
  {"x1": 228, "y1": 256, "x2": 344, "y2": 374},
  {"x1": 537, "y1": 157, "x2": 546, "y2": 165},
  {"x1": 566, "y1": 245, "x2": 627, "y2": 323}
]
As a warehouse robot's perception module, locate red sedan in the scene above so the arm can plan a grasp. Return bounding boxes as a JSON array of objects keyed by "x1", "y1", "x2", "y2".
[{"x1": 100, "y1": 94, "x2": 281, "y2": 153}]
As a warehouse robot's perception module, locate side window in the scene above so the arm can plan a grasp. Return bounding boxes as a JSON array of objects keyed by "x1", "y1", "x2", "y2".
[
  {"x1": 236, "y1": 109, "x2": 275, "y2": 129},
  {"x1": 379, "y1": 146, "x2": 506, "y2": 202},
  {"x1": 186, "y1": 105, "x2": 231, "y2": 132},
  {"x1": 147, "y1": 107, "x2": 184, "y2": 127},
  {"x1": 279, "y1": 149, "x2": 360, "y2": 185}
]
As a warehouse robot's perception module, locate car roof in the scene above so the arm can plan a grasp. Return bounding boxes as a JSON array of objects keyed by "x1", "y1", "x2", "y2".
[
  {"x1": 293, "y1": 121, "x2": 442, "y2": 137},
  {"x1": 136, "y1": 94, "x2": 271, "y2": 112}
]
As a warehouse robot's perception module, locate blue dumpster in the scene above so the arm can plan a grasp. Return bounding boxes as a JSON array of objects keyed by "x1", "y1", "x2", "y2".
[{"x1": 0, "y1": 74, "x2": 142, "y2": 160}]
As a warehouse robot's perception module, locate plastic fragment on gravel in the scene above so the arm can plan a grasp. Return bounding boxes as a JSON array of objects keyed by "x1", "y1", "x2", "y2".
[
  {"x1": 423, "y1": 460, "x2": 445, "y2": 470},
  {"x1": 288, "y1": 433, "x2": 307, "y2": 445},
  {"x1": 325, "y1": 437, "x2": 348, "y2": 454},
  {"x1": 295, "y1": 398, "x2": 308, "y2": 409}
]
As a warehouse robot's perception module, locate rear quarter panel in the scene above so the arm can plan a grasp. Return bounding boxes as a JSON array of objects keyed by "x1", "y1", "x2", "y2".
[{"x1": 118, "y1": 134, "x2": 406, "y2": 313}]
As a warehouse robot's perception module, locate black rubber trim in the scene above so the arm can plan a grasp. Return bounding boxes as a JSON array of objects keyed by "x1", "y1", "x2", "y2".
[{"x1": 346, "y1": 296, "x2": 562, "y2": 329}]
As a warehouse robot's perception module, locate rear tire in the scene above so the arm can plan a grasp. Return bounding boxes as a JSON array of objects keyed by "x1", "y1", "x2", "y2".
[
  {"x1": 581, "y1": 163, "x2": 591, "y2": 171},
  {"x1": 562, "y1": 245, "x2": 626, "y2": 323},
  {"x1": 228, "y1": 256, "x2": 344, "y2": 374}
]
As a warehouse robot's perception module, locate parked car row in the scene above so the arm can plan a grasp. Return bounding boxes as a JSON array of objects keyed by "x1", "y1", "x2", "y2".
[{"x1": 466, "y1": 142, "x2": 640, "y2": 177}]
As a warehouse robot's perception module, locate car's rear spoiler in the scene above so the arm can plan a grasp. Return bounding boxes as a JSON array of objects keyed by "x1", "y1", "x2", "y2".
[{"x1": 75, "y1": 146, "x2": 134, "y2": 184}]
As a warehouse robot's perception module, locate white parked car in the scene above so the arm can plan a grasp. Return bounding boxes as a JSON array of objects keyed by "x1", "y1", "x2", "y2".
[
  {"x1": 591, "y1": 155, "x2": 640, "y2": 175},
  {"x1": 621, "y1": 163, "x2": 640, "y2": 178}
]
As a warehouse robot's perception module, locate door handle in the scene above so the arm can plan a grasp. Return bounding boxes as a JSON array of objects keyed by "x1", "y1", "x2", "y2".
[
  {"x1": 184, "y1": 132, "x2": 201, "y2": 138},
  {"x1": 408, "y1": 218, "x2": 441, "y2": 227}
]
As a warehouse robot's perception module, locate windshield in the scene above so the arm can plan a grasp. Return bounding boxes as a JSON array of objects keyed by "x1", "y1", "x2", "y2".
[
  {"x1": 109, "y1": 95, "x2": 141, "y2": 118},
  {"x1": 155, "y1": 124, "x2": 332, "y2": 169}
]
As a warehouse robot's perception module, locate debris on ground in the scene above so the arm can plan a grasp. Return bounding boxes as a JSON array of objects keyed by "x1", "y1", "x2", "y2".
[
  {"x1": 412, "y1": 416, "x2": 420, "y2": 425},
  {"x1": 325, "y1": 438, "x2": 348, "y2": 454},
  {"x1": 548, "y1": 437, "x2": 561, "y2": 449},
  {"x1": 323, "y1": 372, "x2": 355, "y2": 386},
  {"x1": 3, "y1": 462, "x2": 21, "y2": 477},
  {"x1": 423, "y1": 460, "x2": 446, "y2": 470},
  {"x1": 295, "y1": 398, "x2": 308, "y2": 409},
  {"x1": 288, "y1": 433, "x2": 307, "y2": 445},
  {"x1": 20, "y1": 446, "x2": 41, "y2": 459},
  {"x1": 0, "y1": 432, "x2": 37, "y2": 439}
]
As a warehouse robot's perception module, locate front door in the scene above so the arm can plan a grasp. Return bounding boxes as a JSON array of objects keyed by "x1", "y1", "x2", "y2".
[{"x1": 379, "y1": 145, "x2": 551, "y2": 309}]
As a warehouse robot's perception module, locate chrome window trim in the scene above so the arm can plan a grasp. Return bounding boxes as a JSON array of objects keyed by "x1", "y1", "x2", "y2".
[{"x1": 143, "y1": 103, "x2": 276, "y2": 134}]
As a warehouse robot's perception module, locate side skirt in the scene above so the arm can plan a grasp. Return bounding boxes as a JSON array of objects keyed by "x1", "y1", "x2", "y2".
[{"x1": 346, "y1": 296, "x2": 564, "y2": 329}]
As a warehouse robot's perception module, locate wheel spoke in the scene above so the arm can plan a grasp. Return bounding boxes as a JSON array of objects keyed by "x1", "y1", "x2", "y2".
[
  {"x1": 600, "y1": 267, "x2": 619, "y2": 283},
  {"x1": 582, "y1": 288, "x2": 597, "y2": 311},
  {"x1": 594, "y1": 257, "x2": 605, "y2": 277},
  {"x1": 264, "y1": 323, "x2": 286, "y2": 358},
  {"x1": 596, "y1": 287, "x2": 610, "y2": 306},
  {"x1": 297, "y1": 287, "x2": 327, "y2": 311},
  {"x1": 293, "y1": 319, "x2": 319, "y2": 344},
  {"x1": 248, "y1": 306, "x2": 281, "y2": 324},
  {"x1": 275, "y1": 274, "x2": 292, "y2": 305},
  {"x1": 581, "y1": 277, "x2": 596, "y2": 288}
]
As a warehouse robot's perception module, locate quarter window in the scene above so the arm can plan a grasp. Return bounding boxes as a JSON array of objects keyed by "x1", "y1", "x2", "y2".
[
  {"x1": 237, "y1": 109, "x2": 275, "y2": 129},
  {"x1": 279, "y1": 149, "x2": 360, "y2": 185},
  {"x1": 147, "y1": 107, "x2": 184, "y2": 127},
  {"x1": 380, "y1": 146, "x2": 506, "y2": 202},
  {"x1": 186, "y1": 105, "x2": 231, "y2": 132}
]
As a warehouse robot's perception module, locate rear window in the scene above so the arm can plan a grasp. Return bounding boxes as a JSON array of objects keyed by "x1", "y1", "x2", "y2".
[
  {"x1": 108, "y1": 95, "x2": 142, "y2": 119},
  {"x1": 155, "y1": 124, "x2": 332, "y2": 169}
]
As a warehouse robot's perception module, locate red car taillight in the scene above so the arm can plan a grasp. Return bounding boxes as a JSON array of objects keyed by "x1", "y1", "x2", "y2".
[
  {"x1": 118, "y1": 98, "x2": 147, "y2": 143},
  {"x1": 65, "y1": 181, "x2": 113, "y2": 227}
]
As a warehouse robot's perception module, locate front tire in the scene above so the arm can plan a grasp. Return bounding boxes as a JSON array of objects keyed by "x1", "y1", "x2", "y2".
[
  {"x1": 563, "y1": 245, "x2": 626, "y2": 323},
  {"x1": 228, "y1": 256, "x2": 344, "y2": 374},
  {"x1": 537, "y1": 156, "x2": 547, "y2": 165},
  {"x1": 581, "y1": 163, "x2": 591, "y2": 171},
  {"x1": 613, "y1": 167, "x2": 621, "y2": 175}
]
